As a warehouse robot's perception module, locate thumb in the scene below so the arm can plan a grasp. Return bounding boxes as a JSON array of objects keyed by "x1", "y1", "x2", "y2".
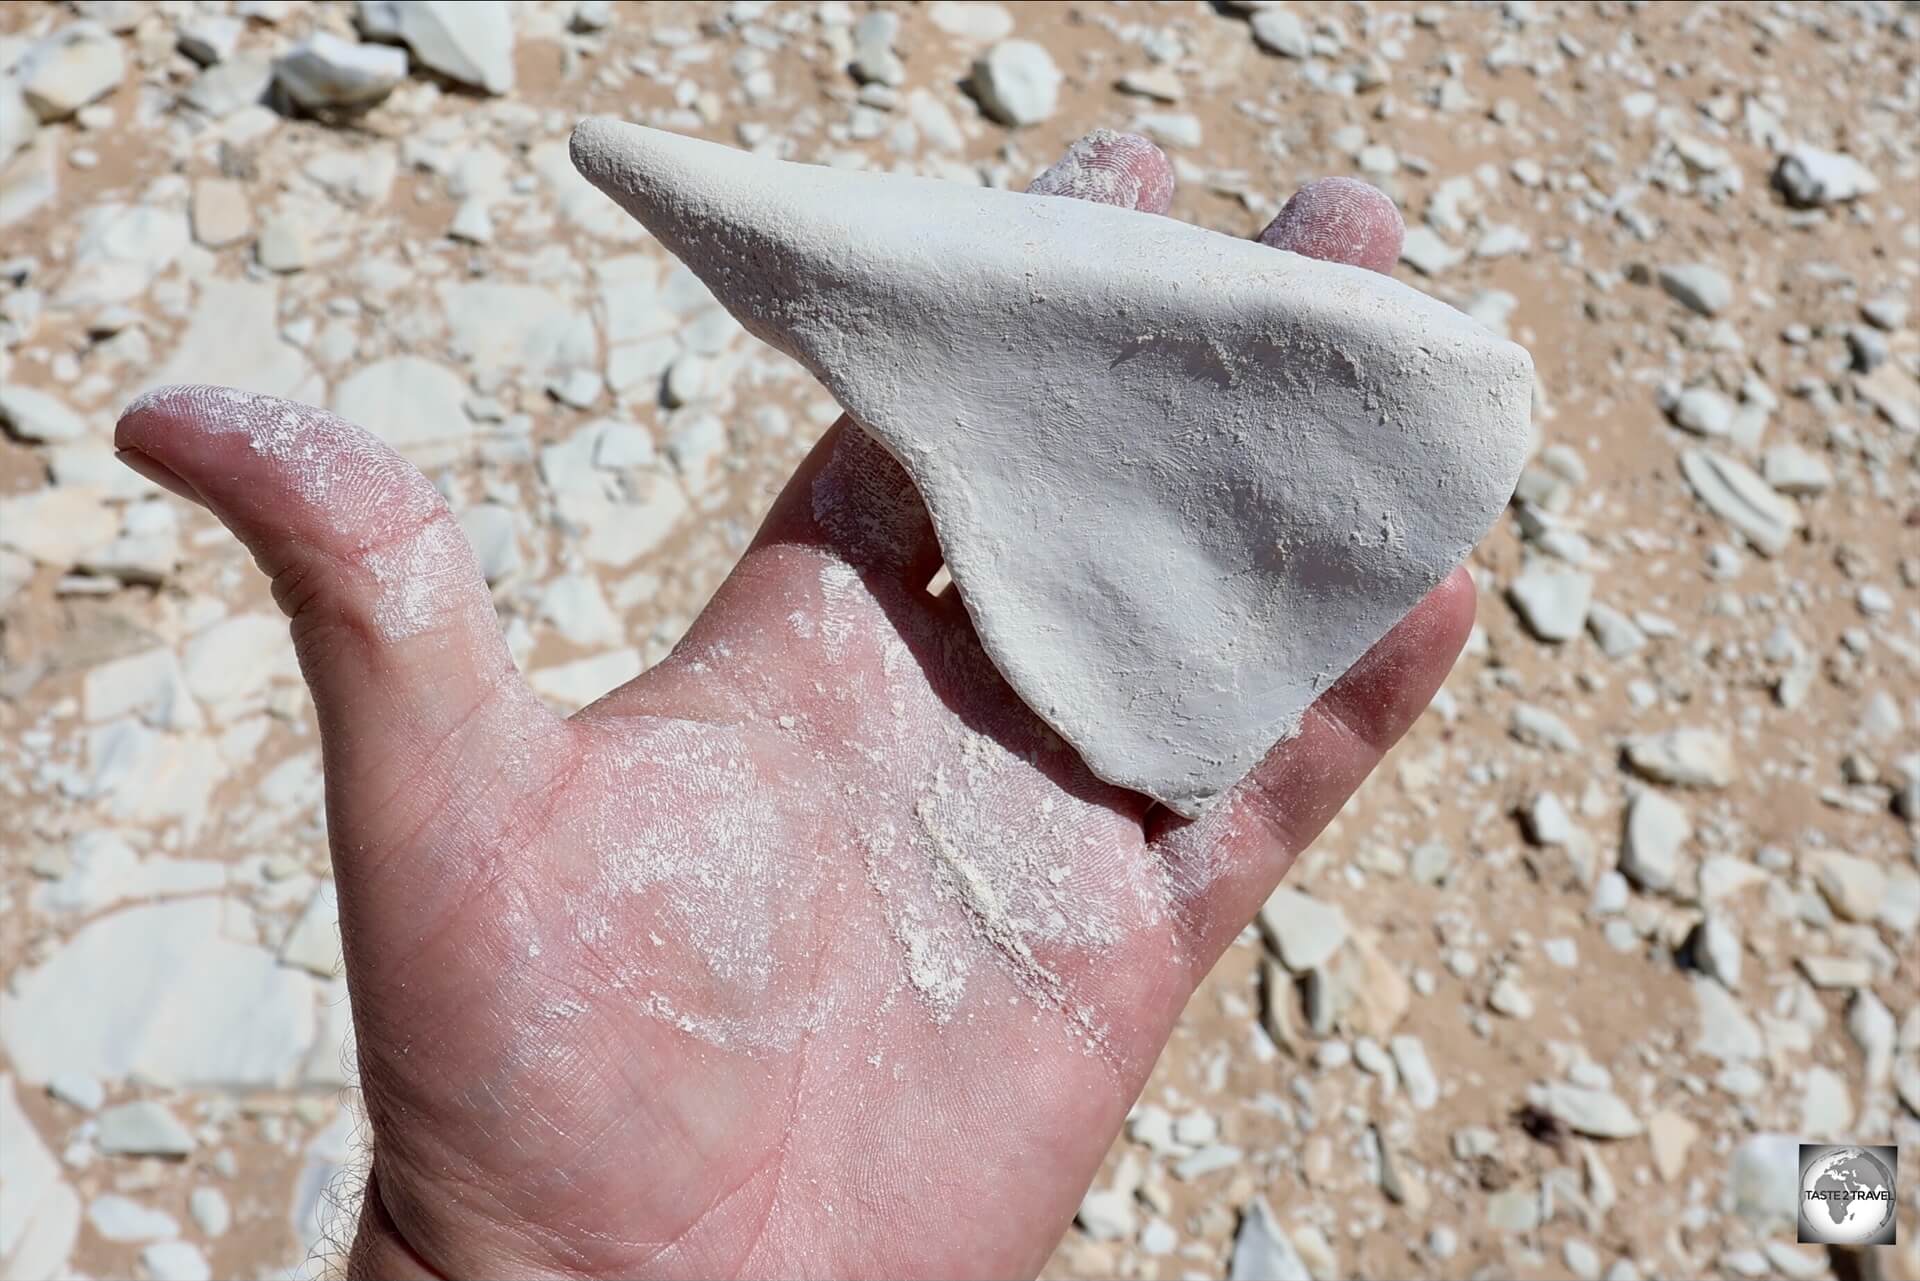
[{"x1": 115, "y1": 385, "x2": 555, "y2": 857}]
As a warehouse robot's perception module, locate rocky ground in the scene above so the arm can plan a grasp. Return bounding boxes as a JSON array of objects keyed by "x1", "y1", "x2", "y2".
[{"x1": 1, "y1": 1, "x2": 1917, "y2": 1279}]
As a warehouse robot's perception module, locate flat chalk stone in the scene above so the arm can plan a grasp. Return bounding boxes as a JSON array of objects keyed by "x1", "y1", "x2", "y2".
[{"x1": 569, "y1": 119, "x2": 1534, "y2": 816}]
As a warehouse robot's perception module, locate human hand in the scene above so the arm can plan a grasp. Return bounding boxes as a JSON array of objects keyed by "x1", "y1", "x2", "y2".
[{"x1": 114, "y1": 131, "x2": 1469, "y2": 1279}]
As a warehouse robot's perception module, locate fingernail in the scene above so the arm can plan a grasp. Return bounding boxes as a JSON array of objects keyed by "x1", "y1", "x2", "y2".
[{"x1": 116, "y1": 447, "x2": 208, "y2": 509}]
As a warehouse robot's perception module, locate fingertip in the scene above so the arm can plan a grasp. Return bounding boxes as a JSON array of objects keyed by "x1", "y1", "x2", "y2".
[
  {"x1": 1258, "y1": 176, "x2": 1405, "y2": 274},
  {"x1": 1317, "y1": 567, "x2": 1477, "y2": 753},
  {"x1": 115, "y1": 447, "x2": 206, "y2": 508},
  {"x1": 1427, "y1": 565, "x2": 1479, "y2": 651},
  {"x1": 115, "y1": 383, "x2": 196, "y2": 450},
  {"x1": 115, "y1": 383, "x2": 267, "y2": 460},
  {"x1": 1027, "y1": 129, "x2": 1175, "y2": 215}
]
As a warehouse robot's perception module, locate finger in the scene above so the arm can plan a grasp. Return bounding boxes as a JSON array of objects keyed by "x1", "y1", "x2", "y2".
[
  {"x1": 1151, "y1": 568, "x2": 1476, "y2": 969},
  {"x1": 115, "y1": 385, "x2": 558, "y2": 855},
  {"x1": 740, "y1": 131, "x2": 1177, "y2": 586},
  {"x1": 1258, "y1": 175, "x2": 1405, "y2": 273},
  {"x1": 1145, "y1": 173, "x2": 1439, "y2": 967},
  {"x1": 1027, "y1": 127, "x2": 1176, "y2": 214}
]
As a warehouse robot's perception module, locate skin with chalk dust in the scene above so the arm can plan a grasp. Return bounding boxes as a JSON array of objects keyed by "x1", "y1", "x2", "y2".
[
  {"x1": 110, "y1": 132, "x2": 1475, "y2": 1280},
  {"x1": 355, "y1": 431, "x2": 1198, "y2": 1277}
]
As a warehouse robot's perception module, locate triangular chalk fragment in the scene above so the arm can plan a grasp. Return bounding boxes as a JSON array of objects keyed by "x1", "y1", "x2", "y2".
[{"x1": 570, "y1": 118, "x2": 1533, "y2": 816}]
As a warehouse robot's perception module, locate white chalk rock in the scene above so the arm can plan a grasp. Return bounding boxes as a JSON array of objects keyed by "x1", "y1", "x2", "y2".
[
  {"x1": 147, "y1": 279, "x2": 324, "y2": 406},
  {"x1": 1680, "y1": 448, "x2": 1799, "y2": 557},
  {"x1": 1, "y1": 1075, "x2": 81, "y2": 1277},
  {"x1": 182, "y1": 52, "x2": 273, "y2": 117},
  {"x1": 358, "y1": 0, "x2": 515, "y2": 95},
  {"x1": 87, "y1": 1194, "x2": 179, "y2": 1243},
  {"x1": 568, "y1": 120, "x2": 1533, "y2": 815},
  {"x1": 1773, "y1": 145, "x2": 1878, "y2": 208},
  {"x1": 141, "y1": 1241, "x2": 211, "y2": 1281},
  {"x1": 19, "y1": 24, "x2": 125, "y2": 122},
  {"x1": 95, "y1": 1101, "x2": 195, "y2": 1156},
  {"x1": 927, "y1": 1, "x2": 1014, "y2": 43},
  {"x1": 968, "y1": 40, "x2": 1061, "y2": 126},
  {"x1": 1658, "y1": 262, "x2": 1734, "y2": 317},
  {"x1": 275, "y1": 32, "x2": 408, "y2": 112},
  {"x1": 1250, "y1": 10, "x2": 1311, "y2": 59},
  {"x1": 0, "y1": 78, "x2": 38, "y2": 165},
  {"x1": 0, "y1": 384, "x2": 89, "y2": 443},
  {"x1": 331, "y1": 355, "x2": 472, "y2": 467},
  {"x1": 0, "y1": 899, "x2": 315, "y2": 1088},
  {"x1": 179, "y1": 15, "x2": 245, "y2": 66}
]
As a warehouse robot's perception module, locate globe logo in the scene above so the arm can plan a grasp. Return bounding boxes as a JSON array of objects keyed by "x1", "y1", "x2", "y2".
[{"x1": 1799, "y1": 1145, "x2": 1897, "y2": 1246}]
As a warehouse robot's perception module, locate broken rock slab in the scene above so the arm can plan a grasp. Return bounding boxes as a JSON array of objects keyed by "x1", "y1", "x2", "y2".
[
  {"x1": 1761, "y1": 444, "x2": 1832, "y2": 495},
  {"x1": 0, "y1": 898, "x2": 315, "y2": 1088},
  {"x1": 1666, "y1": 385, "x2": 1735, "y2": 438},
  {"x1": 1527, "y1": 1082, "x2": 1644, "y2": 1139},
  {"x1": 95, "y1": 1100, "x2": 195, "y2": 1157},
  {"x1": 1694, "y1": 974, "x2": 1763, "y2": 1063},
  {"x1": 1623, "y1": 727, "x2": 1735, "y2": 788},
  {"x1": 1772, "y1": 145, "x2": 1878, "y2": 207},
  {"x1": 1585, "y1": 602, "x2": 1645, "y2": 659},
  {"x1": 1508, "y1": 564, "x2": 1593, "y2": 642},
  {"x1": 0, "y1": 383, "x2": 89, "y2": 443},
  {"x1": 19, "y1": 23, "x2": 125, "y2": 122},
  {"x1": 1648, "y1": 1110, "x2": 1700, "y2": 1183},
  {"x1": 1230, "y1": 1198, "x2": 1310, "y2": 1281},
  {"x1": 1731, "y1": 1134, "x2": 1800, "y2": 1223},
  {"x1": 1680, "y1": 448, "x2": 1800, "y2": 556},
  {"x1": 969, "y1": 39, "x2": 1061, "y2": 126},
  {"x1": 82, "y1": 648, "x2": 201, "y2": 731},
  {"x1": 279, "y1": 880, "x2": 342, "y2": 976},
  {"x1": 275, "y1": 32, "x2": 408, "y2": 113},
  {"x1": 1687, "y1": 915, "x2": 1742, "y2": 990},
  {"x1": 568, "y1": 119, "x2": 1533, "y2": 816},
  {"x1": 190, "y1": 177, "x2": 252, "y2": 248},
  {"x1": 358, "y1": 0, "x2": 515, "y2": 95},
  {"x1": 1658, "y1": 262, "x2": 1734, "y2": 317},
  {"x1": 440, "y1": 280, "x2": 597, "y2": 374},
  {"x1": 1399, "y1": 226, "x2": 1463, "y2": 277},
  {"x1": 1621, "y1": 789, "x2": 1689, "y2": 892},
  {"x1": 179, "y1": 15, "x2": 244, "y2": 66},
  {"x1": 1258, "y1": 887, "x2": 1350, "y2": 973},
  {"x1": 0, "y1": 78, "x2": 37, "y2": 164},
  {"x1": 1812, "y1": 851, "x2": 1885, "y2": 924},
  {"x1": 331, "y1": 355, "x2": 472, "y2": 467},
  {"x1": 0, "y1": 487, "x2": 118, "y2": 567},
  {"x1": 1802, "y1": 1066, "x2": 1854, "y2": 1139},
  {"x1": 1250, "y1": 10, "x2": 1311, "y2": 58},
  {"x1": 1, "y1": 1074, "x2": 81, "y2": 1278},
  {"x1": 141, "y1": 1241, "x2": 212, "y2": 1281},
  {"x1": 189, "y1": 1186, "x2": 231, "y2": 1239},
  {"x1": 927, "y1": 1, "x2": 1014, "y2": 43},
  {"x1": 1855, "y1": 361, "x2": 1920, "y2": 435},
  {"x1": 850, "y1": 11, "x2": 905, "y2": 87},
  {"x1": 147, "y1": 279, "x2": 324, "y2": 406},
  {"x1": 182, "y1": 52, "x2": 274, "y2": 117}
]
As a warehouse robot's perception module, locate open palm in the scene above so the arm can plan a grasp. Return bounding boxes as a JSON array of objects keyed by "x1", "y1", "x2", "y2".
[{"x1": 114, "y1": 133, "x2": 1472, "y2": 1279}]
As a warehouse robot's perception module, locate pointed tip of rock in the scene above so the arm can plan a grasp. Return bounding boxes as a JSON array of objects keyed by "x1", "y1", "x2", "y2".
[
  {"x1": 567, "y1": 115, "x2": 638, "y2": 192},
  {"x1": 569, "y1": 117, "x2": 722, "y2": 203},
  {"x1": 567, "y1": 117, "x2": 767, "y2": 252}
]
